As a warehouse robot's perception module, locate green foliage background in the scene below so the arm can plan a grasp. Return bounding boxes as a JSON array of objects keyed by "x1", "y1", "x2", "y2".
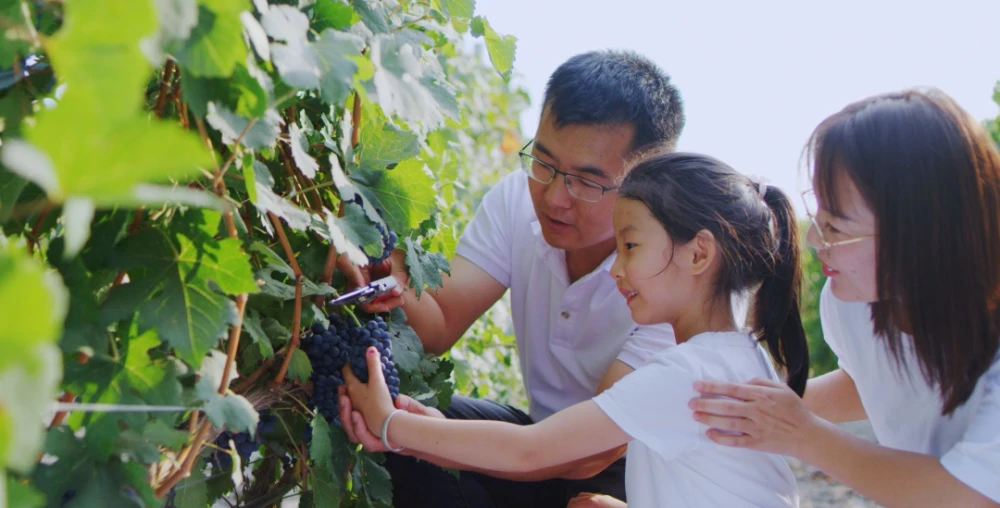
[{"x1": 0, "y1": 0, "x2": 526, "y2": 506}]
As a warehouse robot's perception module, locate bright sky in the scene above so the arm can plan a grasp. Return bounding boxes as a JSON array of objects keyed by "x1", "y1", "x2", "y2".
[{"x1": 471, "y1": 0, "x2": 1000, "y2": 213}]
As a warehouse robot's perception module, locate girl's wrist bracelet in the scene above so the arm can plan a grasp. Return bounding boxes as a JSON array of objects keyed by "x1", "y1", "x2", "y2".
[{"x1": 380, "y1": 409, "x2": 405, "y2": 452}]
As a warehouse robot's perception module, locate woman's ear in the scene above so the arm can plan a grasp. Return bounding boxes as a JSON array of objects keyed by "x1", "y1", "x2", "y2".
[{"x1": 688, "y1": 230, "x2": 717, "y2": 276}]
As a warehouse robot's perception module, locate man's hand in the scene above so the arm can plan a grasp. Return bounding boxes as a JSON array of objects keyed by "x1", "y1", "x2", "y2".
[
  {"x1": 338, "y1": 368, "x2": 444, "y2": 452},
  {"x1": 566, "y1": 493, "x2": 627, "y2": 507},
  {"x1": 335, "y1": 250, "x2": 407, "y2": 314}
]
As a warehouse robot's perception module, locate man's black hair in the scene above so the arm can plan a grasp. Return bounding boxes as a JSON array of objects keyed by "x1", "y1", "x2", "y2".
[{"x1": 543, "y1": 49, "x2": 685, "y2": 151}]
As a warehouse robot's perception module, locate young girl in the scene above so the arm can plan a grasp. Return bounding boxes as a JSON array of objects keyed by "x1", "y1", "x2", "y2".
[
  {"x1": 691, "y1": 89, "x2": 1000, "y2": 506},
  {"x1": 344, "y1": 152, "x2": 810, "y2": 507}
]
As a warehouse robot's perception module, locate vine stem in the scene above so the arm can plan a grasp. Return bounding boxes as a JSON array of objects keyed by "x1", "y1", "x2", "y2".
[
  {"x1": 351, "y1": 91, "x2": 362, "y2": 148},
  {"x1": 25, "y1": 205, "x2": 51, "y2": 256},
  {"x1": 265, "y1": 211, "x2": 304, "y2": 386},
  {"x1": 153, "y1": 60, "x2": 176, "y2": 118},
  {"x1": 314, "y1": 244, "x2": 339, "y2": 307},
  {"x1": 46, "y1": 391, "x2": 75, "y2": 429},
  {"x1": 154, "y1": 420, "x2": 212, "y2": 498}
]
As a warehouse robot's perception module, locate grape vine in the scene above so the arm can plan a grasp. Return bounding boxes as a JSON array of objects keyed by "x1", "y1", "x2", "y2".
[{"x1": 0, "y1": 0, "x2": 524, "y2": 506}]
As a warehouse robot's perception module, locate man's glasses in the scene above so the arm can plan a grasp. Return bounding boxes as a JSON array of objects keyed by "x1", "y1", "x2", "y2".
[
  {"x1": 801, "y1": 189, "x2": 875, "y2": 250},
  {"x1": 518, "y1": 139, "x2": 618, "y2": 203}
]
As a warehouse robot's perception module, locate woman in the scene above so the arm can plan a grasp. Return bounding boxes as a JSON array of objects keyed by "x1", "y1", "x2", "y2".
[{"x1": 690, "y1": 89, "x2": 1000, "y2": 506}]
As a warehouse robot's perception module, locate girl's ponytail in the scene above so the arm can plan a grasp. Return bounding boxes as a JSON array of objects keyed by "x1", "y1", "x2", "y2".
[{"x1": 751, "y1": 185, "x2": 810, "y2": 396}]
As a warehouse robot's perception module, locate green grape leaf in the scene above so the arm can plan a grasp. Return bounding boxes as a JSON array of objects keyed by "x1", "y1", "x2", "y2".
[
  {"x1": 387, "y1": 308, "x2": 423, "y2": 372},
  {"x1": 154, "y1": 0, "x2": 200, "y2": 40},
  {"x1": 0, "y1": 342, "x2": 61, "y2": 473},
  {"x1": 312, "y1": 0, "x2": 360, "y2": 31},
  {"x1": 400, "y1": 354, "x2": 454, "y2": 409},
  {"x1": 171, "y1": 474, "x2": 210, "y2": 508},
  {"x1": 350, "y1": 158, "x2": 436, "y2": 238},
  {"x1": 77, "y1": 330, "x2": 185, "y2": 461},
  {"x1": 196, "y1": 350, "x2": 260, "y2": 432},
  {"x1": 470, "y1": 16, "x2": 516, "y2": 80},
  {"x1": 0, "y1": 170, "x2": 28, "y2": 224},
  {"x1": 309, "y1": 413, "x2": 336, "y2": 472},
  {"x1": 307, "y1": 466, "x2": 342, "y2": 507},
  {"x1": 243, "y1": 309, "x2": 274, "y2": 358},
  {"x1": 331, "y1": 202, "x2": 383, "y2": 259},
  {"x1": 183, "y1": 60, "x2": 273, "y2": 119},
  {"x1": 113, "y1": 213, "x2": 259, "y2": 366},
  {"x1": 369, "y1": 32, "x2": 459, "y2": 129},
  {"x1": 2, "y1": 117, "x2": 212, "y2": 207},
  {"x1": 288, "y1": 348, "x2": 312, "y2": 383},
  {"x1": 353, "y1": 451, "x2": 392, "y2": 507},
  {"x1": 403, "y1": 236, "x2": 449, "y2": 298},
  {"x1": 206, "y1": 102, "x2": 282, "y2": 149},
  {"x1": 314, "y1": 28, "x2": 365, "y2": 106},
  {"x1": 176, "y1": 0, "x2": 249, "y2": 78},
  {"x1": 0, "y1": 245, "x2": 65, "y2": 472},
  {"x1": 351, "y1": 0, "x2": 393, "y2": 35},
  {"x1": 356, "y1": 104, "x2": 420, "y2": 173},
  {"x1": 241, "y1": 10, "x2": 270, "y2": 61},
  {"x1": 65, "y1": 459, "x2": 150, "y2": 508},
  {"x1": 142, "y1": 419, "x2": 190, "y2": 449},
  {"x1": 0, "y1": 1, "x2": 34, "y2": 70},
  {"x1": 251, "y1": 161, "x2": 313, "y2": 231},
  {"x1": 6, "y1": 475, "x2": 44, "y2": 508},
  {"x1": 0, "y1": 245, "x2": 67, "y2": 357},
  {"x1": 439, "y1": 0, "x2": 474, "y2": 23},
  {"x1": 312, "y1": 209, "x2": 371, "y2": 266},
  {"x1": 288, "y1": 122, "x2": 319, "y2": 179}
]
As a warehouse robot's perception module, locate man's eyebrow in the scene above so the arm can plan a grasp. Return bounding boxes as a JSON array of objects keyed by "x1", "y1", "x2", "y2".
[{"x1": 533, "y1": 141, "x2": 610, "y2": 180}]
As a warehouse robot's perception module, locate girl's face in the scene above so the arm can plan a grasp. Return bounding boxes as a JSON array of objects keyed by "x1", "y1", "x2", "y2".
[
  {"x1": 806, "y1": 174, "x2": 879, "y2": 302},
  {"x1": 609, "y1": 199, "x2": 693, "y2": 325}
]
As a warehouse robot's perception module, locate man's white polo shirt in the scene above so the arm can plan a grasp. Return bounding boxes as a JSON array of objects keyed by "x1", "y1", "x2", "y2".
[{"x1": 455, "y1": 172, "x2": 676, "y2": 421}]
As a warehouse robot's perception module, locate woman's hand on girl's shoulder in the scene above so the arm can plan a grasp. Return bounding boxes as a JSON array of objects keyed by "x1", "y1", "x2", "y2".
[
  {"x1": 688, "y1": 377, "x2": 826, "y2": 458},
  {"x1": 567, "y1": 493, "x2": 627, "y2": 508}
]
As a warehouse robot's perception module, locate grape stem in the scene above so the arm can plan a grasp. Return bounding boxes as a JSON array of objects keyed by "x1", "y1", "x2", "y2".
[{"x1": 153, "y1": 60, "x2": 176, "y2": 118}]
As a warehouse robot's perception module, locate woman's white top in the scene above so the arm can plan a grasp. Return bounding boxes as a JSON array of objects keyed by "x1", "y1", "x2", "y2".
[{"x1": 820, "y1": 282, "x2": 1000, "y2": 502}]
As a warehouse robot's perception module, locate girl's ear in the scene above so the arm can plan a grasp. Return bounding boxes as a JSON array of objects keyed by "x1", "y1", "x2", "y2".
[{"x1": 689, "y1": 229, "x2": 717, "y2": 276}]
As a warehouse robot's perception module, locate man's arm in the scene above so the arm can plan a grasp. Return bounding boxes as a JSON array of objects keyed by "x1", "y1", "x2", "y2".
[{"x1": 340, "y1": 251, "x2": 505, "y2": 355}]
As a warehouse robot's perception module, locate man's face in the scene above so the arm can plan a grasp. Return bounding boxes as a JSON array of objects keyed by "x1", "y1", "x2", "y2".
[{"x1": 527, "y1": 109, "x2": 636, "y2": 253}]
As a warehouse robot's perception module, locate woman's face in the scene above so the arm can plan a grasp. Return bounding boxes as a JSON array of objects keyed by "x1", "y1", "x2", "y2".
[{"x1": 806, "y1": 175, "x2": 879, "y2": 302}]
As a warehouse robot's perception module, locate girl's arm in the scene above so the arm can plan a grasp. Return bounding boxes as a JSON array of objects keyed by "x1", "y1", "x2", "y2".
[
  {"x1": 802, "y1": 368, "x2": 867, "y2": 423},
  {"x1": 691, "y1": 378, "x2": 998, "y2": 507},
  {"x1": 344, "y1": 347, "x2": 632, "y2": 473}
]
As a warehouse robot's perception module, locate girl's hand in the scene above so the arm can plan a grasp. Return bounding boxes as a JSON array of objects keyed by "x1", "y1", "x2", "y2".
[
  {"x1": 343, "y1": 347, "x2": 398, "y2": 437},
  {"x1": 338, "y1": 387, "x2": 444, "y2": 452},
  {"x1": 567, "y1": 493, "x2": 627, "y2": 507},
  {"x1": 689, "y1": 377, "x2": 824, "y2": 458}
]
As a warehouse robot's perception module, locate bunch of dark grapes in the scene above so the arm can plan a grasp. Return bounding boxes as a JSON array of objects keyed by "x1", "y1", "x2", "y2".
[
  {"x1": 365, "y1": 221, "x2": 397, "y2": 265},
  {"x1": 205, "y1": 412, "x2": 276, "y2": 471},
  {"x1": 303, "y1": 314, "x2": 401, "y2": 429}
]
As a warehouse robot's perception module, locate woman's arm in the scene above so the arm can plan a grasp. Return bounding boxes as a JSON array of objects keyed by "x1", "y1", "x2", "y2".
[
  {"x1": 803, "y1": 369, "x2": 867, "y2": 423},
  {"x1": 691, "y1": 378, "x2": 998, "y2": 508},
  {"x1": 344, "y1": 347, "x2": 632, "y2": 473}
]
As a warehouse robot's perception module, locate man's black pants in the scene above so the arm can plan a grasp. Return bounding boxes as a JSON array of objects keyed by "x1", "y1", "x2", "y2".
[{"x1": 384, "y1": 395, "x2": 627, "y2": 508}]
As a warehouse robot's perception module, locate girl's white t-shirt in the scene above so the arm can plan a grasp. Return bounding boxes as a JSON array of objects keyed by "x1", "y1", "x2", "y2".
[
  {"x1": 819, "y1": 282, "x2": 1000, "y2": 502},
  {"x1": 592, "y1": 331, "x2": 799, "y2": 508}
]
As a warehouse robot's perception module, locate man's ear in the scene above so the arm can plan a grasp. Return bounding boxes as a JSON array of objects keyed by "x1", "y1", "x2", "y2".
[{"x1": 689, "y1": 230, "x2": 717, "y2": 276}]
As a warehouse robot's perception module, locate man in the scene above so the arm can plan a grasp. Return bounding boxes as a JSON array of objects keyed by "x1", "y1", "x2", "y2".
[{"x1": 337, "y1": 49, "x2": 685, "y2": 507}]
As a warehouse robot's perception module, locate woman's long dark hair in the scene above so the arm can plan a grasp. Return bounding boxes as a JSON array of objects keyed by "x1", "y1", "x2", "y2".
[
  {"x1": 619, "y1": 153, "x2": 809, "y2": 396},
  {"x1": 808, "y1": 89, "x2": 1000, "y2": 415}
]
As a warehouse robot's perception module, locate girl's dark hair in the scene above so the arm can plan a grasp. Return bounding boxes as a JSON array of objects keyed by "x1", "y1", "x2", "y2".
[
  {"x1": 619, "y1": 152, "x2": 809, "y2": 396},
  {"x1": 808, "y1": 89, "x2": 1000, "y2": 415}
]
